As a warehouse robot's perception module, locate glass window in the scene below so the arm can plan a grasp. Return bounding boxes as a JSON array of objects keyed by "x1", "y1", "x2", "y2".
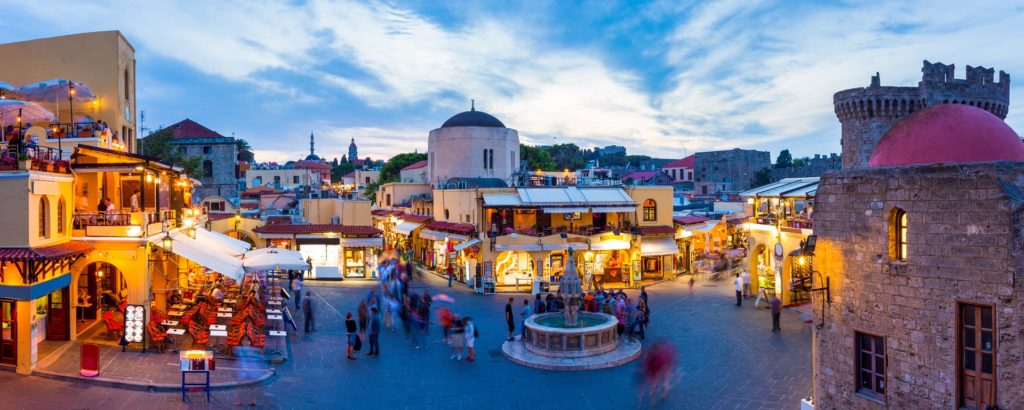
[
  {"x1": 856, "y1": 331, "x2": 886, "y2": 400},
  {"x1": 57, "y1": 197, "x2": 66, "y2": 234},
  {"x1": 643, "y1": 199, "x2": 656, "y2": 222},
  {"x1": 39, "y1": 197, "x2": 50, "y2": 238},
  {"x1": 893, "y1": 208, "x2": 907, "y2": 261}
]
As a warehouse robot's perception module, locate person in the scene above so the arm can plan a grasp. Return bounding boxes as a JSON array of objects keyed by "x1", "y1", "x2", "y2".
[
  {"x1": 130, "y1": 189, "x2": 140, "y2": 212},
  {"x1": 169, "y1": 291, "x2": 183, "y2": 305},
  {"x1": 734, "y1": 274, "x2": 743, "y2": 307},
  {"x1": 463, "y1": 317, "x2": 476, "y2": 362},
  {"x1": 741, "y1": 271, "x2": 751, "y2": 298},
  {"x1": 97, "y1": 197, "x2": 109, "y2": 213},
  {"x1": 234, "y1": 346, "x2": 264, "y2": 406},
  {"x1": 534, "y1": 293, "x2": 546, "y2": 314},
  {"x1": 520, "y1": 299, "x2": 532, "y2": 339},
  {"x1": 770, "y1": 295, "x2": 782, "y2": 332},
  {"x1": 367, "y1": 307, "x2": 381, "y2": 357},
  {"x1": 631, "y1": 301, "x2": 647, "y2": 341},
  {"x1": 449, "y1": 316, "x2": 464, "y2": 360},
  {"x1": 637, "y1": 341, "x2": 677, "y2": 406},
  {"x1": 211, "y1": 286, "x2": 225, "y2": 302},
  {"x1": 505, "y1": 297, "x2": 515, "y2": 341},
  {"x1": 357, "y1": 299, "x2": 369, "y2": 339},
  {"x1": 293, "y1": 276, "x2": 302, "y2": 310},
  {"x1": 447, "y1": 265, "x2": 454, "y2": 288},
  {"x1": 688, "y1": 275, "x2": 695, "y2": 293},
  {"x1": 345, "y1": 312, "x2": 358, "y2": 360},
  {"x1": 303, "y1": 293, "x2": 316, "y2": 333},
  {"x1": 640, "y1": 286, "x2": 649, "y2": 305}
]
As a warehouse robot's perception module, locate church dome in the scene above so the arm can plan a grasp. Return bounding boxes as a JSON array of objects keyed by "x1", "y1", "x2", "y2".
[
  {"x1": 868, "y1": 104, "x2": 1024, "y2": 167},
  {"x1": 441, "y1": 109, "x2": 505, "y2": 128}
]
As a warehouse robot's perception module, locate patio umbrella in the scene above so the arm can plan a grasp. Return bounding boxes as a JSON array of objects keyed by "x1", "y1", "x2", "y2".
[
  {"x1": 0, "y1": 100, "x2": 56, "y2": 133},
  {"x1": 245, "y1": 246, "x2": 303, "y2": 260},
  {"x1": 17, "y1": 78, "x2": 95, "y2": 102},
  {"x1": 241, "y1": 248, "x2": 308, "y2": 272},
  {"x1": 0, "y1": 81, "x2": 25, "y2": 100}
]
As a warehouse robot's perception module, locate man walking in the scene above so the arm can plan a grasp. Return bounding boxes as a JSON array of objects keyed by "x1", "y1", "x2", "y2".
[
  {"x1": 734, "y1": 274, "x2": 743, "y2": 307},
  {"x1": 770, "y1": 295, "x2": 782, "y2": 332},
  {"x1": 368, "y1": 307, "x2": 381, "y2": 357},
  {"x1": 293, "y1": 276, "x2": 302, "y2": 310},
  {"x1": 505, "y1": 297, "x2": 515, "y2": 341},
  {"x1": 741, "y1": 271, "x2": 751, "y2": 298},
  {"x1": 302, "y1": 293, "x2": 316, "y2": 333},
  {"x1": 520, "y1": 299, "x2": 532, "y2": 340},
  {"x1": 447, "y1": 265, "x2": 454, "y2": 288}
]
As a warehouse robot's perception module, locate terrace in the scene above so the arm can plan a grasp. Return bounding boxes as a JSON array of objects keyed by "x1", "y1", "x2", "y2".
[{"x1": 739, "y1": 177, "x2": 819, "y2": 230}]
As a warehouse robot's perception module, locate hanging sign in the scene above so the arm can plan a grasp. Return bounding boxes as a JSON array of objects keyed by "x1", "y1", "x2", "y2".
[{"x1": 774, "y1": 243, "x2": 784, "y2": 262}]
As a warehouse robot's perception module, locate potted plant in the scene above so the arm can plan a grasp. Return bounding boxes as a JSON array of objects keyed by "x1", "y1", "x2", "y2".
[
  {"x1": 18, "y1": 153, "x2": 31, "y2": 171},
  {"x1": 55, "y1": 160, "x2": 69, "y2": 173},
  {"x1": 0, "y1": 153, "x2": 14, "y2": 171}
]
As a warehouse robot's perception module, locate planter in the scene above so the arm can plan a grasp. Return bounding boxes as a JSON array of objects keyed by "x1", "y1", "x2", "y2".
[
  {"x1": 19, "y1": 159, "x2": 31, "y2": 170},
  {"x1": 0, "y1": 163, "x2": 15, "y2": 171}
]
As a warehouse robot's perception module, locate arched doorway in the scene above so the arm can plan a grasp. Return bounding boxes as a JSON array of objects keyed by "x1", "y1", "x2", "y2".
[
  {"x1": 226, "y1": 230, "x2": 256, "y2": 247},
  {"x1": 74, "y1": 261, "x2": 127, "y2": 335}
]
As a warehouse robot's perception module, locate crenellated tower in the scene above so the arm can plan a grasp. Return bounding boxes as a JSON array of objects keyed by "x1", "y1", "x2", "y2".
[{"x1": 834, "y1": 60, "x2": 1010, "y2": 168}]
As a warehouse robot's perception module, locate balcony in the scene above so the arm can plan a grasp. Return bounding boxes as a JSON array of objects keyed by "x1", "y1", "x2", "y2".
[
  {"x1": 0, "y1": 143, "x2": 71, "y2": 174},
  {"x1": 751, "y1": 214, "x2": 813, "y2": 230},
  {"x1": 73, "y1": 210, "x2": 178, "y2": 237}
]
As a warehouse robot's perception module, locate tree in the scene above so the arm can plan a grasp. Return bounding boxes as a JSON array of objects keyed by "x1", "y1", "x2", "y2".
[
  {"x1": 379, "y1": 152, "x2": 427, "y2": 182},
  {"x1": 775, "y1": 149, "x2": 793, "y2": 168},
  {"x1": 520, "y1": 144, "x2": 557, "y2": 171},
  {"x1": 141, "y1": 128, "x2": 204, "y2": 177},
  {"x1": 363, "y1": 179, "x2": 381, "y2": 204},
  {"x1": 792, "y1": 156, "x2": 811, "y2": 167},
  {"x1": 331, "y1": 162, "x2": 356, "y2": 183},
  {"x1": 235, "y1": 138, "x2": 255, "y2": 163},
  {"x1": 751, "y1": 167, "x2": 772, "y2": 187}
]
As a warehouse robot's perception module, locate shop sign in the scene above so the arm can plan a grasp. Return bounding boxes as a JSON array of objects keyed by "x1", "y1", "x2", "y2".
[
  {"x1": 483, "y1": 261, "x2": 493, "y2": 280},
  {"x1": 124, "y1": 304, "x2": 146, "y2": 344},
  {"x1": 774, "y1": 243, "x2": 784, "y2": 262},
  {"x1": 563, "y1": 212, "x2": 582, "y2": 220},
  {"x1": 566, "y1": 237, "x2": 588, "y2": 244}
]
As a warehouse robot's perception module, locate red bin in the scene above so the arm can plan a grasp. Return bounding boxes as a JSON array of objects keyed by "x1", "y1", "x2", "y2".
[{"x1": 80, "y1": 343, "x2": 100, "y2": 377}]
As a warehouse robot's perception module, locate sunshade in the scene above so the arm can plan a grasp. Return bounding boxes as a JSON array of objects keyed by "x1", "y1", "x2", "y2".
[
  {"x1": 17, "y1": 78, "x2": 95, "y2": 102},
  {"x1": 194, "y1": 228, "x2": 252, "y2": 257},
  {"x1": 159, "y1": 232, "x2": 245, "y2": 281},
  {"x1": 0, "y1": 100, "x2": 56, "y2": 124},
  {"x1": 242, "y1": 248, "x2": 308, "y2": 272}
]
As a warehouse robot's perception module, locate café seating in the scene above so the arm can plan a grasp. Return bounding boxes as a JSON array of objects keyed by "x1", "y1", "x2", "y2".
[
  {"x1": 103, "y1": 311, "x2": 124, "y2": 340},
  {"x1": 147, "y1": 320, "x2": 169, "y2": 352}
]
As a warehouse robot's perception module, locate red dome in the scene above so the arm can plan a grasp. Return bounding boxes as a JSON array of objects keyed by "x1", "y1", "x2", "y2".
[{"x1": 868, "y1": 104, "x2": 1024, "y2": 167}]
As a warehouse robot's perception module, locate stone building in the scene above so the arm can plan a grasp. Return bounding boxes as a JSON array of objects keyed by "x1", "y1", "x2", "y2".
[
  {"x1": 767, "y1": 153, "x2": 841, "y2": 182},
  {"x1": 693, "y1": 148, "x2": 770, "y2": 194},
  {"x1": 427, "y1": 104, "x2": 521, "y2": 186},
  {"x1": 166, "y1": 119, "x2": 239, "y2": 200},
  {"x1": 834, "y1": 60, "x2": 1010, "y2": 168},
  {"x1": 811, "y1": 104, "x2": 1024, "y2": 409}
]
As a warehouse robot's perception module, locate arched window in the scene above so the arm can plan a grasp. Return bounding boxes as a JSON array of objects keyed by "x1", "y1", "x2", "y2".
[
  {"x1": 643, "y1": 199, "x2": 656, "y2": 222},
  {"x1": 444, "y1": 209, "x2": 450, "y2": 220},
  {"x1": 892, "y1": 208, "x2": 907, "y2": 261},
  {"x1": 124, "y1": 68, "x2": 131, "y2": 100},
  {"x1": 57, "y1": 197, "x2": 66, "y2": 234},
  {"x1": 39, "y1": 197, "x2": 50, "y2": 238}
]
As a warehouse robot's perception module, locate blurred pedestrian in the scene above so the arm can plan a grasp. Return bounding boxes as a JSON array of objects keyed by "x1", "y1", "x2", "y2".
[
  {"x1": 345, "y1": 312, "x2": 358, "y2": 360},
  {"x1": 734, "y1": 274, "x2": 743, "y2": 307},
  {"x1": 449, "y1": 315, "x2": 464, "y2": 360},
  {"x1": 742, "y1": 271, "x2": 751, "y2": 298},
  {"x1": 447, "y1": 265, "x2": 454, "y2": 287},
  {"x1": 534, "y1": 293, "x2": 546, "y2": 314},
  {"x1": 770, "y1": 295, "x2": 782, "y2": 332},
  {"x1": 464, "y1": 317, "x2": 476, "y2": 362},
  {"x1": 358, "y1": 300, "x2": 369, "y2": 339},
  {"x1": 520, "y1": 299, "x2": 532, "y2": 339},
  {"x1": 234, "y1": 346, "x2": 264, "y2": 406},
  {"x1": 368, "y1": 307, "x2": 380, "y2": 357},
  {"x1": 637, "y1": 341, "x2": 677, "y2": 406},
  {"x1": 303, "y1": 293, "x2": 316, "y2": 333},
  {"x1": 293, "y1": 276, "x2": 302, "y2": 310},
  {"x1": 505, "y1": 297, "x2": 515, "y2": 341}
]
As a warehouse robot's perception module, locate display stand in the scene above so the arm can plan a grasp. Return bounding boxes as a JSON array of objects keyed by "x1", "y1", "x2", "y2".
[
  {"x1": 179, "y1": 350, "x2": 214, "y2": 402},
  {"x1": 482, "y1": 279, "x2": 496, "y2": 294},
  {"x1": 181, "y1": 370, "x2": 210, "y2": 402}
]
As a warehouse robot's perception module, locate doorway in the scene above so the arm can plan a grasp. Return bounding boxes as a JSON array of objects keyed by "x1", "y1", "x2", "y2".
[
  {"x1": 46, "y1": 289, "x2": 70, "y2": 341},
  {"x1": 959, "y1": 303, "x2": 996, "y2": 409},
  {"x1": 1, "y1": 300, "x2": 15, "y2": 365}
]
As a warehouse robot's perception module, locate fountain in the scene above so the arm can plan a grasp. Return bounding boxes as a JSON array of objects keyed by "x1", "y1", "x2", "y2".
[{"x1": 502, "y1": 247, "x2": 641, "y2": 370}]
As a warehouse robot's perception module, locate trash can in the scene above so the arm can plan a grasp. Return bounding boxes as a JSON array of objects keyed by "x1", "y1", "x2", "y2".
[{"x1": 80, "y1": 343, "x2": 100, "y2": 377}]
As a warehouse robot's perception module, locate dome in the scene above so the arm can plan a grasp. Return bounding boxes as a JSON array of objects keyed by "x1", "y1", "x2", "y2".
[
  {"x1": 441, "y1": 109, "x2": 505, "y2": 128},
  {"x1": 868, "y1": 104, "x2": 1024, "y2": 167},
  {"x1": 304, "y1": 154, "x2": 321, "y2": 161}
]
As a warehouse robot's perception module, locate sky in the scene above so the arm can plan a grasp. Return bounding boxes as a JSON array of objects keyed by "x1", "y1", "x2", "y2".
[{"x1": 2, "y1": 0, "x2": 1022, "y2": 164}]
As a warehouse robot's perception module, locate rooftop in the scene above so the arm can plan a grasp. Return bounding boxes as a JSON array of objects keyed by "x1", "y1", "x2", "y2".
[
  {"x1": 401, "y1": 160, "x2": 428, "y2": 171},
  {"x1": 662, "y1": 155, "x2": 696, "y2": 169},
  {"x1": 440, "y1": 108, "x2": 506, "y2": 128},
  {"x1": 165, "y1": 118, "x2": 226, "y2": 140},
  {"x1": 254, "y1": 224, "x2": 381, "y2": 236}
]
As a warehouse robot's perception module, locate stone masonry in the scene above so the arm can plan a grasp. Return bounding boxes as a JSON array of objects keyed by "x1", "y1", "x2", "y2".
[
  {"x1": 694, "y1": 148, "x2": 770, "y2": 193},
  {"x1": 834, "y1": 61, "x2": 1011, "y2": 168},
  {"x1": 811, "y1": 162, "x2": 1024, "y2": 408}
]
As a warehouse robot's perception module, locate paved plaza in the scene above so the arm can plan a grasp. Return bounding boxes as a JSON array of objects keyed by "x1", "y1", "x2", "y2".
[{"x1": 1, "y1": 272, "x2": 812, "y2": 409}]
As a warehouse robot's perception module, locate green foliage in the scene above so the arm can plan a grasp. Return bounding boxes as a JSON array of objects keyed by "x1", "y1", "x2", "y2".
[
  {"x1": 751, "y1": 167, "x2": 772, "y2": 187},
  {"x1": 792, "y1": 157, "x2": 811, "y2": 167},
  {"x1": 235, "y1": 138, "x2": 255, "y2": 163},
  {"x1": 379, "y1": 152, "x2": 427, "y2": 182},
  {"x1": 774, "y1": 149, "x2": 793, "y2": 168},
  {"x1": 141, "y1": 128, "x2": 205, "y2": 178},
  {"x1": 331, "y1": 162, "x2": 356, "y2": 183},
  {"x1": 520, "y1": 144, "x2": 557, "y2": 171},
  {"x1": 363, "y1": 179, "x2": 381, "y2": 204}
]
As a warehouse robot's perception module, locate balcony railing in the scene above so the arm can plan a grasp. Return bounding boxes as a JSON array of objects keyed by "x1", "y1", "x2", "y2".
[
  {"x1": 73, "y1": 210, "x2": 179, "y2": 236},
  {"x1": 752, "y1": 215, "x2": 813, "y2": 230},
  {"x1": 492, "y1": 223, "x2": 632, "y2": 238},
  {"x1": 0, "y1": 143, "x2": 70, "y2": 173},
  {"x1": 74, "y1": 213, "x2": 132, "y2": 228}
]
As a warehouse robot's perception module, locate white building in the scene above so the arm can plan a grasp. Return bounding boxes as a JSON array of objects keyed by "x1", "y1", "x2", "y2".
[
  {"x1": 661, "y1": 154, "x2": 695, "y2": 183},
  {"x1": 400, "y1": 160, "x2": 428, "y2": 183},
  {"x1": 427, "y1": 105, "x2": 520, "y2": 186}
]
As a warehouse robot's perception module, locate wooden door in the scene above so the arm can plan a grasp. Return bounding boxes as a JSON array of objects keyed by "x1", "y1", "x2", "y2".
[
  {"x1": 0, "y1": 300, "x2": 15, "y2": 364},
  {"x1": 960, "y1": 303, "x2": 996, "y2": 409},
  {"x1": 46, "y1": 289, "x2": 69, "y2": 341}
]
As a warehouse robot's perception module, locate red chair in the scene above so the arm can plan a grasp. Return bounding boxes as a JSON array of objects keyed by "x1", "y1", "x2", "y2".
[
  {"x1": 147, "y1": 321, "x2": 169, "y2": 352},
  {"x1": 103, "y1": 311, "x2": 124, "y2": 340}
]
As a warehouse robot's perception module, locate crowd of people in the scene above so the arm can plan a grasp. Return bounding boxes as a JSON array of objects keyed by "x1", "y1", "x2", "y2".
[{"x1": 504, "y1": 286, "x2": 651, "y2": 342}]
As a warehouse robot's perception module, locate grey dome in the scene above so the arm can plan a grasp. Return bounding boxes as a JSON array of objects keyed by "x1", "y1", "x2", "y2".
[{"x1": 441, "y1": 109, "x2": 505, "y2": 128}]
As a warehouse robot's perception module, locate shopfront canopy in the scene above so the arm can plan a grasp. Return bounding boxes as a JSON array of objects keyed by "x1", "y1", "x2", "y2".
[
  {"x1": 419, "y1": 229, "x2": 467, "y2": 242},
  {"x1": 543, "y1": 207, "x2": 590, "y2": 214},
  {"x1": 590, "y1": 206, "x2": 637, "y2": 213},
  {"x1": 340, "y1": 237, "x2": 384, "y2": 247},
  {"x1": 242, "y1": 248, "x2": 309, "y2": 272},
  {"x1": 589, "y1": 239, "x2": 631, "y2": 251},
  {"x1": 162, "y1": 233, "x2": 245, "y2": 281},
  {"x1": 495, "y1": 243, "x2": 542, "y2": 252},
  {"x1": 194, "y1": 228, "x2": 252, "y2": 257},
  {"x1": 392, "y1": 220, "x2": 423, "y2": 236},
  {"x1": 640, "y1": 236, "x2": 678, "y2": 256},
  {"x1": 453, "y1": 238, "x2": 481, "y2": 252}
]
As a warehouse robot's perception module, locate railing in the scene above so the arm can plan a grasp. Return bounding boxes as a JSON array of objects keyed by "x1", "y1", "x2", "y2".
[
  {"x1": 753, "y1": 215, "x2": 813, "y2": 230},
  {"x1": 73, "y1": 213, "x2": 132, "y2": 229},
  {"x1": 494, "y1": 223, "x2": 631, "y2": 238}
]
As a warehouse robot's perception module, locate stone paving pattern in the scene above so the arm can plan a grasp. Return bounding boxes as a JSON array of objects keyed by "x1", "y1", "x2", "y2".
[{"x1": 0, "y1": 272, "x2": 812, "y2": 409}]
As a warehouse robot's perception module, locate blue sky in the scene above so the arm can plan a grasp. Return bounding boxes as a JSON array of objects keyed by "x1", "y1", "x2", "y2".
[{"x1": 2, "y1": 0, "x2": 1022, "y2": 163}]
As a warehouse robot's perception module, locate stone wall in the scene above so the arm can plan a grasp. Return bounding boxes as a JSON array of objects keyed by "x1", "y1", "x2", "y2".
[
  {"x1": 834, "y1": 61, "x2": 1011, "y2": 168},
  {"x1": 767, "y1": 153, "x2": 841, "y2": 182},
  {"x1": 694, "y1": 148, "x2": 770, "y2": 193},
  {"x1": 811, "y1": 162, "x2": 1024, "y2": 409},
  {"x1": 175, "y1": 139, "x2": 239, "y2": 200}
]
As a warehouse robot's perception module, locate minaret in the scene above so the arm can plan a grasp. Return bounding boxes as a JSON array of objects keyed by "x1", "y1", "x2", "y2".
[{"x1": 309, "y1": 132, "x2": 315, "y2": 158}]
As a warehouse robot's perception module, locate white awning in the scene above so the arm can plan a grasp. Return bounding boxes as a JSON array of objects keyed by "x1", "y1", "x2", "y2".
[
  {"x1": 482, "y1": 193, "x2": 523, "y2": 207},
  {"x1": 590, "y1": 206, "x2": 636, "y2": 213},
  {"x1": 543, "y1": 207, "x2": 590, "y2": 214},
  {"x1": 453, "y1": 238, "x2": 481, "y2": 252},
  {"x1": 687, "y1": 222, "x2": 719, "y2": 233},
  {"x1": 340, "y1": 237, "x2": 384, "y2": 247},
  {"x1": 589, "y1": 240, "x2": 631, "y2": 251},
  {"x1": 392, "y1": 221, "x2": 423, "y2": 236},
  {"x1": 495, "y1": 243, "x2": 543, "y2": 252},
  {"x1": 542, "y1": 242, "x2": 588, "y2": 251},
  {"x1": 418, "y1": 229, "x2": 468, "y2": 242},
  {"x1": 641, "y1": 236, "x2": 678, "y2": 256},
  {"x1": 242, "y1": 248, "x2": 309, "y2": 272},
  {"x1": 194, "y1": 228, "x2": 252, "y2": 257},
  {"x1": 161, "y1": 233, "x2": 245, "y2": 280}
]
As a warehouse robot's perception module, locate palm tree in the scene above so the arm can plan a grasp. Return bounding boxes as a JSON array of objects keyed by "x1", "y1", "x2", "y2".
[{"x1": 235, "y1": 138, "x2": 255, "y2": 162}]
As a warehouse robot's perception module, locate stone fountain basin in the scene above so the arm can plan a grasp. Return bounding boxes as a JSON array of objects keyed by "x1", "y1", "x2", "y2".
[{"x1": 522, "y1": 312, "x2": 619, "y2": 358}]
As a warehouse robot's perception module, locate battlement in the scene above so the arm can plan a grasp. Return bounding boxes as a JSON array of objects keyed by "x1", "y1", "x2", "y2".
[{"x1": 921, "y1": 60, "x2": 1010, "y2": 88}]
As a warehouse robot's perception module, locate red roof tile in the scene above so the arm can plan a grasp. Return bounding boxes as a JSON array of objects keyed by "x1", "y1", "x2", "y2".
[
  {"x1": 662, "y1": 154, "x2": 695, "y2": 169},
  {"x1": 398, "y1": 213, "x2": 432, "y2": 223},
  {"x1": 371, "y1": 209, "x2": 404, "y2": 217},
  {"x1": 622, "y1": 171, "x2": 661, "y2": 181},
  {"x1": 673, "y1": 216, "x2": 710, "y2": 225},
  {"x1": 207, "y1": 212, "x2": 237, "y2": 221},
  {"x1": 254, "y1": 224, "x2": 381, "y2": 236},
  {"x1": 400, "y1": 160, "x2": 428, "y2": 171},
  {"x1": 265, "y1": 216, "x2": 293, "y2": 224},
  {"x1": 424, "y1": 221, "x2": 476, "y2": 235},
  {"x1": 639, "y1": 225, "x2": 676, "y2": 235},
  {"x1": 294, "y1": 160, "x2": 333, "y2": 170},
  {"x1": 0, "y1": 241, "x2": 93, "y2": 262},
  {"x1": 167, "y1": 118, "x2": 225, "y2": 139}
]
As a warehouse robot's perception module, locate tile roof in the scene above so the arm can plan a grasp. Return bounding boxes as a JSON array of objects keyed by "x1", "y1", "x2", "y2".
[
  {"x1": 401, "y1": 160, "x2": 428, "y2": 171},
  {"x1": 294, "y1": 160, "x2": 333, "y2": 170},
  {"x1": 639, "y1": 225, "x2": 676, "y2": 235},
  {"x1": 673, "y1": 216, "x2": 710, "y2": 225},
  {"x1": 254, "y1": 224, "x2": 382, "y2": 236},
  {"x1": 662, "y1": 154, "x2": 695, "y2": 169},
  {"x1": 424, "y1": 221, "x2": 476, "y2": 235},
  {"x1": 207, "y1": 212, "x2": 237, "y2": 221},
  {"x1": 622, "y1": 171, "x2": 661, "y2": 181},
  {"x1": 398, "y1": 213, "x2": 433, "y2": 223},
  {"x1": 166, "y1": 118, "x2": 225, "y2": 139},
  {"x1": 265, "y1": 215, "x2": 293, "y2": 224},
  {"x1": 0, "y1": 241, "x2": 93, "y2": 262},
  {"x1": 371, "y1": 209, "x2": 404, "y2": 217}
]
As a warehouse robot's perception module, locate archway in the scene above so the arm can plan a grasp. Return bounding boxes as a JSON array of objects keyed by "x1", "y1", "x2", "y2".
[
  {"x1": 225, "y1": 229, "x2": 256, "y2": 247},
  {"x1": 749, "y1": 244, "x2": 769, "y2": 297},
  {"x1": 72, "y1": 261, "x2": 128, "y2": 332}
]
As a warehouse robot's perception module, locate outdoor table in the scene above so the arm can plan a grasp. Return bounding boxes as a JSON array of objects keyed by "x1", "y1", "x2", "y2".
[
  {"x1": 76, "y1": 303, "x2": 93, "y2": 323},
  {"x1": 167, "y1": 328, "x2": 186, "y2": 352},
  {"x1": 216, "y1": 313, "x2": 232, "y2": 319},
  {"x1": 268, "y1": 315, "x2": 283, "y2": 330},
  {"x1": 217, "y1": 307, "x2": 232, "y2": 313},
  {"x1": 171, "y1": 304, "x2": 188, "y2": 310},
  {"x1": 209, "y1": 324, "x2": 227, "y2": 331},
  {"x1": 266, "y1": 330, "x2": 287, "y2": 356},
  {"x1": 222, "y1": 299, "x2": 237, "y2": 304},
  {"x1": 168, "y1": 310, "x2": 184, "y2": 318},
  {"x1": 267, "y1": 300, "x2": 281, "y2": 306},
  {"x1": 161, "y1": 320, "x2": 180, "y2": 327},
  {"x1": 209, "y1": 330, "x2": 229, "y2": 356},
  {"x1": 266, "y1": 309, "x2": 281, "y2": 315}
]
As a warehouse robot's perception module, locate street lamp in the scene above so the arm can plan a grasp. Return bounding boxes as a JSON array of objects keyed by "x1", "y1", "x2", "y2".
[{"x1": 161, "y1": 232, "x2": 173, "y2": 253}]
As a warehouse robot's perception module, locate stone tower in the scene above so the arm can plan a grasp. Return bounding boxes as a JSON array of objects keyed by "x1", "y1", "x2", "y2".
[
  {"x1": 348, "y1": 138, "x2": 358, "y2": 162},
  {"x1": 834, "y1": 60, "x2": 1010, "y2": 168}
]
